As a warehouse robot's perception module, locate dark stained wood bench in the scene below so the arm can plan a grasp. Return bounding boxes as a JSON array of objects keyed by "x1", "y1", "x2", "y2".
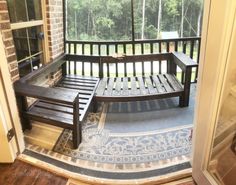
[
  {"x1": 94, "y1": 52, "x2": 197, "y2": 108},
  {"x1": 14, "y1": 52, "x2": 197, "y2": 149},
  {"x1": 14, "y1": 55, "x2": 99, "y2": 149}
]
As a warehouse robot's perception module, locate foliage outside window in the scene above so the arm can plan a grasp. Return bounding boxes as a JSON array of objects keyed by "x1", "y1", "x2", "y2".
[
  {"x1": 66, "y1": 0, "x2": 203, "y2": 41},
  {"x1": 7, "y1": 0, "x2": 44, "y2": 77}
]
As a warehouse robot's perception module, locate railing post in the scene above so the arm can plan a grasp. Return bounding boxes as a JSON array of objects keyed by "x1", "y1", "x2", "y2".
[{"x1": 99, "y1": 57, "x2": 104, "y2": 79}]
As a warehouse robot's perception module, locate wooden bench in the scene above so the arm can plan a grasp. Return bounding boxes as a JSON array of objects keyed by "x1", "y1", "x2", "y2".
[
  {"x1": 14, "y1": 52, "x2": 197, "y2": 148},
  {"x1": 93, "y1": 52, "x2": 197, "y2": 108},
  {"x1": 14, "y1": 56, "x2": 99, "y2": 149}
]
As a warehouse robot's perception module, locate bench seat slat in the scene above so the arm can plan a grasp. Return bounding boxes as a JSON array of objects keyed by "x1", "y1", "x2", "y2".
[
  {"x1": 114, "y1": 77, "x2": 122, "y2": 96},
  {"x1": 59, "y1": 81, "x2": 96, "y2": 89},
  {"x1": 131, "y1": 77, "x2": 140, "y2": 95},
  {"x1": 96, "y1": 78, "x2": 107, "y2": 96},
  {"x1": 145, "y1": 76, "x2": 157, "y2": 94},
  {"x1": 57, "y1": 84, "x2": 94, "y2": 94},
  {"x1": 122, "y1": 77, "x2": 129, "y2": 96},
  {"x1": 27, "y1": 107, "x2": 74, "y2": 123},
  {"x1": 137, "y1": 77, "x2": 147, "y2": 95},
  {"x1": 165, "y1": 74, "x2": 183, "y2": 92},
  {"x1": 63, "y1": 77, "x2": 97, "y2": 85},
  {"x1": 106, "y1": 78, "x2": 114, "y2": 96},
  {"x1": 158, "y1": 74, "x2": 173, "y2": 92},
  {"x1": 152, "y1": 75, "x2": 166, "y2": 93},
  {"x1": 36, "y1": 101, "x2": 86, "y2": 113},
  {"x1": 65, "y1": 74, "x2": 98, "y2": 82}
]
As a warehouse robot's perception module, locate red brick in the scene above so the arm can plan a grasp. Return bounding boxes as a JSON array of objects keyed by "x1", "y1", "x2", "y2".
[{"x1": 0, "y1": 2, "x2": 7, "y2": 11}]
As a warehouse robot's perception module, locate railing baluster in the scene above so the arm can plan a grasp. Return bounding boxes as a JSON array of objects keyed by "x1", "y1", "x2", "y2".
[
  {"x1": 74, "y1": 43, "x2": 76, "y2": 54},
  {"x1": 133, "y1": 62, "x2": 136, "y2": 76},
  {"x1": 132, "y1": 43, "x2": 135, "y2": 55},
  {"x1": 151, "y1": 61, "x2": 153, "y2": 75},
  {"x1": 82, "y1": 44, "x2": 85, "y2": 55},
  {"x1": 190, "y1": 40, "x2": 194, "y2": 59},
  {"x1": 141, "y1": 43, "x2": 144, "y2": 54},
  {"x1": 115, "y1": 44, "x2": 118, "y2": 54},
  {"x1": 74, "y1": 61, "x2": 76, "y2": 74},
  {"x1": 106, "y1": 44, "x2": 109, "y2": 56},
  {"x1": 123, "y1": 43, "x2": 126, "y2": 54},
  {"x1": 68, "y1": 43, "x2": 71, "y2": 54},
  {"x1": 124, "y1": 62, "x2": 127, "y2": 77},
  {"x1": 175, "y1": 41, "x2": 178, "y2": 51},
  {"x1": 82, "y1": 61, "x2": 85, "y2": 76},
  {"x1": 142, "y1": 61, "x2": 144, "y2": 76},
  {"x1": 183, "y1": 41, "x2": 187, "y2": 54},
  {"x1": 90, "y1": 44, "x2": 93, "y2": 55},
  {"x1": 166, "y1": 42, "x2": 170, "y2": 52},
  {"x1": 116, "y1": 63, "x2": 118, "y2": 77},
  {"x1": 159, "y1": 41, "x2": 162, "y2": 74},
  {"x1": 90, "y1": 62, "x2": 93, "y2": 76},
  {"x1": 150, "y1": 43, "x2": 153, "y2": 54},
  {"x1": 98, "y1": 44, "x2": 101, "y2": 56},
  {"x1": 68, "y1": 61, "x2": 71, "y2": 74},
  {"x1": 107, "y1": 63, "x2": 109, "y2": 77}
]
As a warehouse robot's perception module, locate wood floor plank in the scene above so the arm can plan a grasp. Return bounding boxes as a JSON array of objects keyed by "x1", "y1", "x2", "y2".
[{"x1": 0, "y1": 160, "x2": 67, "y2": 185}]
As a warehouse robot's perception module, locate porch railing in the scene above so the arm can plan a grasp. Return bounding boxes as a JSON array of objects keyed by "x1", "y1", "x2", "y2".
[{"x1": 65, "y1": 37, "x2": 201, "y2": 82}]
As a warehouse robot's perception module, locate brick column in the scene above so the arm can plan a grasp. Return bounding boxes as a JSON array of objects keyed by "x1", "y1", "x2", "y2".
[
  {"x1": 0, "y1": 0, "x2": 19, "y2": 82},
  {"x1": 46, "y1": 0, "x2": 64, "y2": 61}
]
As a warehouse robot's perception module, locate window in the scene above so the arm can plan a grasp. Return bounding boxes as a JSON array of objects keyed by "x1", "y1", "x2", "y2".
[
  {"x1": 7, "y1": 0, "x2": 45, "y2": 77},
  {"x1": 65, "y1": 0, "x2": 203, "y2": 41}
]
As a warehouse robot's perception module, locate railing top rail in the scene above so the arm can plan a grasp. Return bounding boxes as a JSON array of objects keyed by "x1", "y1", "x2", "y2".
[{"x1": 65, "y1": 37, "x2": 201, "y2": 45}]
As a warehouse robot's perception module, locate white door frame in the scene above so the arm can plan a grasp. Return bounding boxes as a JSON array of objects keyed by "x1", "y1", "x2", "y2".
[
  {"x1": 192, "y1": 0, "x2": 236, "y2": 184},
  {"x1": 0, "y1": 31, "x2": 25, "y2": 162}
]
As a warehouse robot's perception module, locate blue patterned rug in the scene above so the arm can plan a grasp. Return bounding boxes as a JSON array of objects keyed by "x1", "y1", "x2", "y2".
[
  {"x1": 54, "y1": 85, "x2": 196, "y2": 164},
  {"x1": 53, "y1": 110, "x2": 193, "y2": 164}
]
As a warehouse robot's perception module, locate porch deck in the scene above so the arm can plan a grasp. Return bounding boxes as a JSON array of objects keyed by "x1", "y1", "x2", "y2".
[{"x1": 23, "y1": 84, "x2": 196, "y2": 180}]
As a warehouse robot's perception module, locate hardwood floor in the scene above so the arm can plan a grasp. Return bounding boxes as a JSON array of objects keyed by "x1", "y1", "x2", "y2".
[
  {"x1": 0, "y1": 160, "x2": 67, "y2": 185},
  {"x1": 0, "y1": 159, "x2": 196, "y2": 185}
]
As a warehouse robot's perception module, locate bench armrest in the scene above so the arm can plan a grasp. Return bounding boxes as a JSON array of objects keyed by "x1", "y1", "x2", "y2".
[
  {"x1": 14, "y1": 82, "x2": 78, "y2": 105},
  {"x1": 172, "y1": 52, "x2": 198, "y2": 71}
]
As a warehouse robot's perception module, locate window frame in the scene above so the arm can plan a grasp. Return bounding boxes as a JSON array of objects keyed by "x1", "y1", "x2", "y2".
[{"x1": 8, "y1": 0, "x2": 49, "y2": 77}]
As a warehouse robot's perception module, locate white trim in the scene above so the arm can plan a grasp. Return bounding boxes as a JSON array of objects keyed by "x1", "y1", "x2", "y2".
[
  {"x1": 192, "y1": 0, "x2": 236, "y2": 184},
  {"x1": 0, "y1": 32, "x2": 25, "y2": 154},
  {"x1": 10, "y1": 20, "x2": 43, "y2": 30}
]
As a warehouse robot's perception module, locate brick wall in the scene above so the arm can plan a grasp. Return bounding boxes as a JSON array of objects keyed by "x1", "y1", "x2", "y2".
[
  {"x1": 46, "y1": 0, "x2": 64, "y2": 61},
  {"x1": 0, "y1": 0, "x2": 64, "y2": 82},
  {"x1": 0, "y1": 0, "x2": 19, "y2": 82}
]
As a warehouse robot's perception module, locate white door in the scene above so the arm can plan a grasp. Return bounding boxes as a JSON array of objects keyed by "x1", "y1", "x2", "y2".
[
  {"x1": 0, "y1": 31, "x2": 25, "y2": 162},
  {"x1": 0, "y1": 71, "x2": 17, "y2": 163},
  {"x1": 192, "y1": 0, "x2": 236, "y2": 184}
]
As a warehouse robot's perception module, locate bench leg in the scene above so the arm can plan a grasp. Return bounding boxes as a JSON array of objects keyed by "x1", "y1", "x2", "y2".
[
  {"x1": 73, "y1": 122, "x2": 82, "y2": 149},
  {"x1": 179, "y1": 68, "x2": 192, "y2": 107},
  {"x1": 16, "y1": 95, "x2": 32, "y2": 130},
  {"x1": 179, "y1": 95, "x2": 189, "y2": 107}
]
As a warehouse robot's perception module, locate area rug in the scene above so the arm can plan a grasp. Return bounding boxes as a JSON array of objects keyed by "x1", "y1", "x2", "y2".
[
  {"x1": 53, "y1": 108, "x2": 193, "y2": 164},
  {"x1": 53, "y1": 85, "x2": 196, "y2": 165}
]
